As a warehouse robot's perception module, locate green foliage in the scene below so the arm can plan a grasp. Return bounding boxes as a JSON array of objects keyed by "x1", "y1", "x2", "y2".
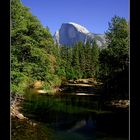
[
  {"x1": 11, "y1": 0, "x2": 60, "y2": 93},
  {"x1": 59, "y1": 41, "x2": 100, "y2": 80},
  {"x1": 91, "y1": 40, "x2": 100, "y2": 77},
  {"x1": 98, "y1": 15, "x2": 129, "y2": 99},
  {"x1": 106, "y1": 16, "x2": 129, "y2": 71},
  {"x1": 99, "y1": 16, "x2": 129, "y2": 80},
  {"x1": 11, "y1": 1, "x2": 129, "y2": 100},
  {"x1": 105, "y1": 15, "x2": 128, "y2": 47}
]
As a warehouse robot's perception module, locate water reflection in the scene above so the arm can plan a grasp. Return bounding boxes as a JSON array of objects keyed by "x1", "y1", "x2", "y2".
[
  {"x1": 67, "y1": 116, "x2": 96, "y2": 133},
  {"x1": 23, "y1": 85, "x2": 128, "y2": 140}
]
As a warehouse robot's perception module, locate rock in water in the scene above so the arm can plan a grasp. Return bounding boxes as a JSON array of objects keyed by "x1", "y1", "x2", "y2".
[{"x1": 53, "y1": 22, "x2": 106, "y2": 48}]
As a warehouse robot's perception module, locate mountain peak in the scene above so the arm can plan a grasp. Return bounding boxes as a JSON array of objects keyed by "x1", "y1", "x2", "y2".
[
  {"x1": 53, "y1": 22, "x2": 106, "y2": 47},
  {"x1": 68, "y1": 22, "x2": 90, "y2": 34}
]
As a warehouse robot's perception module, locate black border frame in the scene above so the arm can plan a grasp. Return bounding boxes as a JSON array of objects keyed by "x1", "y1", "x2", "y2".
[
  {"x1": 130, "y1": 0, "x2": 140, "y2": 139},
  {"x1": 0, "y1": 0, "x2": 10, "y2": 139}
]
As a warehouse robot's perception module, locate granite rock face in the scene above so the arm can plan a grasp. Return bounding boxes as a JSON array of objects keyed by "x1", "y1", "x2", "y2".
[{"x1": 53, "y1": 22, "x2": 106, "y2": 48}]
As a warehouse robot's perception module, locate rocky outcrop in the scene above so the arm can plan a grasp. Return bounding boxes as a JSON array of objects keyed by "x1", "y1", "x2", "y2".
[
  {"x1": 105, "y1": 100, "x2": 129, "y2": 108},
  {"x1": 11, "y1": 92, "x2": 38, "y2": 127},
  {"x1": 53, "y1": 22, "x2": 106, "y2": 48},
  {"x1": 111, "y1": 100, "x2": 129, "y2": 108},
  {"x1": 67, "y1": 78, "x2": 103, "y2": 85},
  {"x1": 11, "y1": 93, "x2": 26, "y2": 119}
]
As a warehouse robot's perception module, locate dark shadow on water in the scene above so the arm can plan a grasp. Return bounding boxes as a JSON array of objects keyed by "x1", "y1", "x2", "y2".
[{"x1": 21, "y1": 84, "x2": 129, "y2": 140}]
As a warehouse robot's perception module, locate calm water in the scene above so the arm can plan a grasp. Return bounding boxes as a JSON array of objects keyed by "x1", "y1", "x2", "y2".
[{"x1": 23, "y1": 85, "x2": 129, "y2": 140}]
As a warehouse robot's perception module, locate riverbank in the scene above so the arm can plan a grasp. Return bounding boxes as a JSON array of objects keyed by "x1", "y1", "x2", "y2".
[{"x1": 11, "y1": 78, "x2": 129, "y2": 140}]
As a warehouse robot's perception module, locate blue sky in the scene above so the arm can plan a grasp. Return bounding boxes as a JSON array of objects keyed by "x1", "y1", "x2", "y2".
[{"x1": 21, "y1": 0, "x2": 129, "y2": 35}]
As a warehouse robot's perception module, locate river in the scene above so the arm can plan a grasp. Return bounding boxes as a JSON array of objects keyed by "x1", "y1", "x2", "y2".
[{"x1": 21, "y1": 83, "x2": 129, "y2": 140}]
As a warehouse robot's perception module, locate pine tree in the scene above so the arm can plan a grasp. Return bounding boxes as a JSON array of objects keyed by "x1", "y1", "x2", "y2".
[
  {"x1": 99, "y1": 15, "x2": 129, "y2": 99},
  {"x1": 105, "y1": 15, "x2": 129, "y2": 72},
  {"x1": 84, "y1": 42, "x2": 92, "y2": 78},
  {"x1": 91, "y1": 40, "x2": 99, "y2": 77}
]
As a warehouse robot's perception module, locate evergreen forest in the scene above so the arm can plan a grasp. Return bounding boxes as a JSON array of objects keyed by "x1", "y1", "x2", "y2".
[
  {"x1": 11, "y1": 1, "x2": 129, "y2": 139},
  {"x1": 11, "y1": 0, "x2": 129, "y2": 99}
]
